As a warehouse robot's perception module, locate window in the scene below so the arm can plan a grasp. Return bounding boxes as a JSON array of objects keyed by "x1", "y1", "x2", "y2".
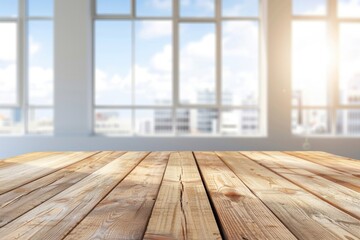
[
  {"x1": 0, "y1": 0, "x2": 54, "y2": 135},
  {"x1": 292, "y1": 0, "x2": 360, "y2": 136},
  {"x1": 94, "y1": 0, "x2": 264, "y2": 136}
]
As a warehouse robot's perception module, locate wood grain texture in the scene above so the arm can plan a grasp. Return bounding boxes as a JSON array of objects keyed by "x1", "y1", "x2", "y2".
[
  {"x1": 257, "y1": 151, "x2": 360, "y2": 193},
  {"x1": 0, "y1": 151, "x2": 125, "y2": 227},
  {"x1": 195, "y1": 151, "x2": 296, "y2": 240},
  {"x1": 222, "y1": 151, "x2": 360, "y2": 239},
  {"x1": 144, "y1": 152, "x2": 221, "y2": 240},
  {"x1": 248, "y1": 151, "x2": 360, "y2": 220},
  {"x1": 0, "y1": 152, "x2": 148, "y2": 240},
  {"x1": 286, "y1": 151, "x2": 360, "y2": 177},
  {"x1": 0, "y1": 152, "x2": 58, "y2": 166},
  {"x1": 1, "y1": 151, "x2": 359, "y2": 240},
  {"x1": 0, "y1": 151, "x2": 98, "y2": 194},
  {"x1": 65, "y1": 151, "x2": 170, "y2": 240}
]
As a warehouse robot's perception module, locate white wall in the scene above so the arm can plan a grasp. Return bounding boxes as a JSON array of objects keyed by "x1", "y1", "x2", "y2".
[{"x1": 0, "y1": 0, "x2": 359, "y2": 159}]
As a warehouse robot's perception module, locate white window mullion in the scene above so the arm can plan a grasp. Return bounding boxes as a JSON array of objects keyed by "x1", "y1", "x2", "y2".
[
  {"x1": 328, "y1": 0, "x2": 339, "y2": 135},
  {"x1": 19, "y1": 0, "x2": 28, "y2": 134},
  {"x1": 216, "y1": 0, "x2": 222, "y2": 134},
  {"x1": 173, "y1": 0, "x2": 179, "y2": 136}
]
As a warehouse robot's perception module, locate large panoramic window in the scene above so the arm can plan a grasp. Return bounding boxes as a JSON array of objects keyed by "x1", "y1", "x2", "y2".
[
  {"x1": 0, "y1": 0, "x2": 54, "y2": 135},
  {"x1": 94, "y1": 0, "x2": 264, "y2": 136},
  {"x1": 292, "y1": 0, "x2": 360, "y2": 136}
]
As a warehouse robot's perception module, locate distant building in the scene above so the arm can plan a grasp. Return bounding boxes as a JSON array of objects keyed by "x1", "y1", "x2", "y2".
[
  {"x1": 337, "y1": 74, "x2": 360, "y2": 135},
  {"x1": 95, "y1": 111, "x2": 131, "y2": 134}
]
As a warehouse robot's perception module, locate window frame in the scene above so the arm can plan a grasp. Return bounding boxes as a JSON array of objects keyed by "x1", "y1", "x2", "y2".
[
  {"x1": 92, "y1": 0, "x2": 267, "y2": 137},
  {"x1": 0, "y1": 0, "x2": 54, "y2": 135},
  {"x1": 291, "y1": 0, "x2": 360, "y2": 137}
]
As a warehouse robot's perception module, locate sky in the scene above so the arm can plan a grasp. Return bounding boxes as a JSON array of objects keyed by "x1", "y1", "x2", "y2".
[
  {"x1": 292, "y1": 0, "x2": 360, "y2": 107},
  {"x1": 0, "y1": 0, "x2": 53, "y2": 129},
  {"x1": 1, "y1": 0, "x2": 360, "y2": 131},
  {"x1": 95, "y1": 0, "x2": 261, "y2": 108},
  {"x1": 0, "y1": 0, "x2": 53, "y2": 107}
]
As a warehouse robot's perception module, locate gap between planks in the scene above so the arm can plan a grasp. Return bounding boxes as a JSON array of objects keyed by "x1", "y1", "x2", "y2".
[{"x1": 217, "y1": 151, "x2": 360, "y2": 239}]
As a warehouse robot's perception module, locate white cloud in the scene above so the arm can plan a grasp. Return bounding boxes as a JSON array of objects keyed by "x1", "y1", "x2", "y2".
[
  {"x1": 149, "y1": 0, "x2": 172, "y2": 9},
  {"x1": 179, "y1": 32, "x2": 216, "y2": 102},
  {"x1": 184, "y1": 33, "x2": 215, "y2": 59},
  {"x1": 0, "y1": 64, "x2": 17, "y2": 105},
  {"x1": 338, "y1": 0, "x2": 360, "y2": 17},
  {"x1": 28, "y1": 67, "x2": 53, "y2": 105},
  {"x1": 196, "y1": 0, "x2": 214, "y2": 12},
  {"x1": 0, "y1": 23, "x2": 16, "y2": 62},
  {"x1": 151, "y1": 44, "x2": 172, "y2": 72},
  {"x1": 29, "y1": 38, "x2": 41, "y2": 56},
  {"x1": 223, "y1": 21, "x2": 258, "y2": 57},
  {"x1": 96, "y1": 18, "x2": 260, "y2": 105},
  {"x1": 139, "y1": 21, "x2": 172, "y2": 40},
  {"x1": 95, "y1": 68, "x2": 131, "y2": 92},
  {"x1": 339, "y1": 23, "x2": 360, "y2": 91}
]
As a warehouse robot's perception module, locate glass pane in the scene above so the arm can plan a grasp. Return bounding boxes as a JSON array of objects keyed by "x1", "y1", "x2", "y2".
[
  {"x1": 0, "y1": 0, "x2": 18, "y2": 17},
  {"x1": 95, "y1": 109, "x2": 132, "y2": 135},
  {"x1": 337, "y1": 109, "x2": 360, "y2": 135},
  {"x1": 180, "y1": 0, "x2": 215, "y2": 17},
  {"x1": 339, "y1": 23, "x2": 360, "y2": 105},
  {"x1": 135, "y1": 21, "x2": 172, "y2": 105},
  {"x1": 220, "y1": 109, "x2": 259, "y2": 135},
  {"x1": 292, "y1": 109, "x2": 330, "y2": 135},
  {"x1": 0, "y1": 108, "x2": 22, "y2": 134},
  {"x1": 292, "y1": 0, "x2": 327, "y2": 16},
  {"x1": 28, "y1": 0, "x2": 53, "y2": 17},
  {"x1": 338, "y1": 0, "x2": 360, "y2": 18},
  {"x1": 176, "y1": 109, "x2": 218, "y2": 135},
  {"x1": 0, "y1": 22, "x2": 17, "y2": 105},
  {"x1": 28, "y1": 108, "x2": 53, "y2": 134},
  {"x1": 180, "y1": 23, "x2": 216, "y2": 104},
  {"x1": 97, "y1": 0, "x2": 131, "y2": 15},
  {"x1": 137, "y1": 0, "x2": 172, "y2": 16},
  {"x1": 28, "y1": 21, "x2": 53, "y2": 106},
  {"x1": 135, "y1": 109, "x2": 173, "y2": 135},
  {"x1": 222, "y1": 21, "x2": 259, "y2": 106},
  {"x1": 95, "y1": 21, "x2": 132, "y2": 106},
  {"x1": 292, "y1": 21, "x2": 328, "y2": 106},
  {"x1": 222, "y1": 0, "x2": 259, "y2": 17}
]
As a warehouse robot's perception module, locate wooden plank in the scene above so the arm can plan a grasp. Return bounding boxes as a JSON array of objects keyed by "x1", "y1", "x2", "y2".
[
  {"x1": 0, "y1": 151, "x2": 149, "y2": 240},
  {"x1": 0, "y1": 151, "x2": 98, "y2": 194},
  {"x1": 286, "y1": 151, "x2": 360, "y2": 177},
  {"x1": 0, "y1": 152, "x2": 60, "y2": 168},
  {"x1": 219, "y1": 151, "x2": 360, "y2": 239},
  {"x1": 245, "y1": 151, "x2": 360, "y2": 220},
  {"x1": 144, "y1": 152, "x2": 222, "y2": 240},
  {"x1": 65, "y1": 152, "x2": 170, "y2": 240},
  {"x1": 194, "y1": 151, "x2": 296, "y2": 240},
  {"x1": 258, "y1": 152, "x2": 360, "y2": 193},
  {"x1": 0, "y1": 151, "x2": 125, "y2": 227}
]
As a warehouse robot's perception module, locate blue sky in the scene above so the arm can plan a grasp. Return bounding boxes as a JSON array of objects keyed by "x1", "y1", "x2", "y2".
[
  {"x1": 293, "y1": 0, "x2": 327, "y2": 15},
  {"x1": 0, "y1": 0, "x2": 18, "y2": 17},
  {"x1": 97, "y1": 0, "x2": 132, "y2": 15},
  {"x1": 0, "y1": 0, "x2": 53, "y2": 17},
  {"x1": 95, "y1": 0, "x2": 261, "y2": 107}
]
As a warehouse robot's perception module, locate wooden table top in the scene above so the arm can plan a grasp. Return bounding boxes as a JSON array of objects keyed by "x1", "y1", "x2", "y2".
[{"x1": 0, "y1": 151, "x2": 359, "y2": 240}]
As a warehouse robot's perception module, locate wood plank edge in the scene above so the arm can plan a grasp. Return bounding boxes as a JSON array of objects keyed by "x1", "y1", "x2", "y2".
[
  {"x1": 213, "y1": 151, "x2": 299, "y2": 239},
  {"x1": 192, "y1": 151, "x2": 233, "y2": 240},
  {"x1": 0, "y1": 151, "x2": 101, "y2": 196},
  {"x1": 259, "y1": 152, "x2": 360, "y2": 221},
  {"x1": 63, "y1": 151, "x2": 151, "y2": 239},
  {"x1": 284, "y1": 151, "x2": 360, "y2": 178},
  {"x1": 0, "y1": 151, "x2": 127, "y2": 228}
]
